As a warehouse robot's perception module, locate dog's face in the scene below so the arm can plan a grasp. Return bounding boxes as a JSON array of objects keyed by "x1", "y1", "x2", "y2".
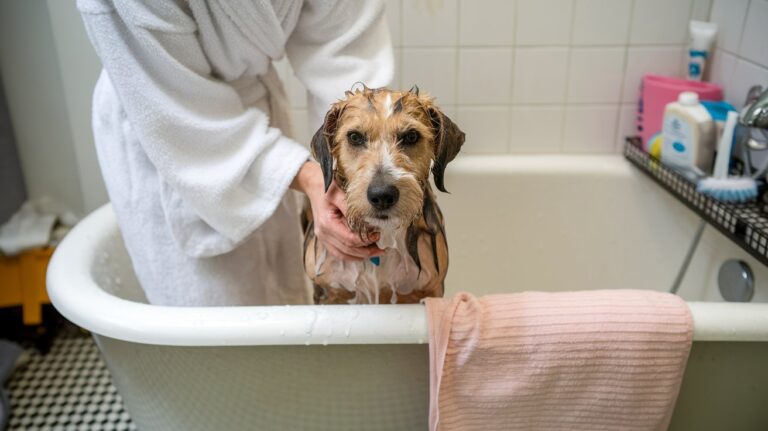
[{"x1": 311, "y1": 86, "x2": 465, "y2": 236}]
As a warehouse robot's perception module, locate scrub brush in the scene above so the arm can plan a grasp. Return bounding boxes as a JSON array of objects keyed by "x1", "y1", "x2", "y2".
[{"x1": 697, "y1": 111, "x2": 758, "y2": 202}]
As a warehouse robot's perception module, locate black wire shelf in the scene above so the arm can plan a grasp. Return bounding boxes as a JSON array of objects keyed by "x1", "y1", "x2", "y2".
[{"x1": 624, "y1": 137, "x2": 768, "y2": 267}]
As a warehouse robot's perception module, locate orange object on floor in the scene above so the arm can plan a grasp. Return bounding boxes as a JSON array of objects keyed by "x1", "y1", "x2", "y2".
[{"x1": 0, "y1": 247, "x2": 54, "y2": 325}]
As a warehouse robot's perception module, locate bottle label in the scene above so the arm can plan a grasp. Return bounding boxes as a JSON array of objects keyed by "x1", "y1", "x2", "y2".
[
  {"x1": 662, "y1": 114, "x2": 694, "y2": 168},
  {"x1": 687, "y1": 50, "x2": 707, "y2": 81}
]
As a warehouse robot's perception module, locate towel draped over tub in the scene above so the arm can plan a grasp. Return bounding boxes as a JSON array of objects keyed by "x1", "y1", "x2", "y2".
[{"x1": 425, "y1": 290, "x2": 693, "y2": 431}]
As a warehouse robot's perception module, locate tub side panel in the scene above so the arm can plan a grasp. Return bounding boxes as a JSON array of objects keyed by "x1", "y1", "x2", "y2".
[
  {"x1": 94, "y1": 335, "x2": 429, "y2": 431},
  {"x1": 670, "y1": 342, "x2": 768, "y2": 431}
]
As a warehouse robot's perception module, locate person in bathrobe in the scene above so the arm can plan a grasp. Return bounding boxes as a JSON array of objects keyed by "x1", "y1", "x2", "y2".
[{"x1": 78, "y1": 0, "x2": 393, "y2": 306}]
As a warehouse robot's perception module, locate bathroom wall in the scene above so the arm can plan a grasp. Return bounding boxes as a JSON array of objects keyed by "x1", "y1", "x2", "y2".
[
  {"x1": 0, "y1": 0, "x2": 86, "y2": 214},
  {"x1": 709, "y1": 0, "x2": 768, "y2": 108},
  {"x1": 46, "y1": 0, "x2": 108, "y2": 213},
  {"x1": 2, "y1": 1, "x2": 767, "y2": 216},
  {"x1": 0, "y1": 0, "x2": 107, "y2": 216},
  {"x1": 281, "y1": 0, "x2": 768, "y2": 155}
]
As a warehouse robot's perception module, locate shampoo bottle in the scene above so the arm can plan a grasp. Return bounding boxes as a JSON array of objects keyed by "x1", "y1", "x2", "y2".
[{"x1": 661, "y1": 91, "x2": 715, "y2": 175}]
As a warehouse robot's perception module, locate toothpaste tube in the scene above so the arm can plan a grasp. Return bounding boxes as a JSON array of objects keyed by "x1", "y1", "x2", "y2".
[{"x1": 687, "y1": 20, "x2": 718, "y2": 81}]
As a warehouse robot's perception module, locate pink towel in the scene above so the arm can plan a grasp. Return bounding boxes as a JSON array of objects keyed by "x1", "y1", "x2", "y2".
[{"x1": 425, "y1": 290, "x2": 693, "y2": 431}]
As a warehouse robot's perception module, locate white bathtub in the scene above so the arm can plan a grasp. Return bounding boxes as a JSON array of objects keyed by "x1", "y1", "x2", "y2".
[{"x1": 48, "y1": 155, "x2": 768, "y2": 430}]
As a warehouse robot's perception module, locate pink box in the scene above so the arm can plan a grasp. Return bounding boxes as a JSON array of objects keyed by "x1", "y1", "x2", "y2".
[{"x1": 637, "y1": 75, "x2": 722, "y2": 152}]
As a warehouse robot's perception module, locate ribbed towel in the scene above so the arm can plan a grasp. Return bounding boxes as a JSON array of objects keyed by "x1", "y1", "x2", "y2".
[{"x1": 425, "y1": 290, "x2": 693, "y2": 431}]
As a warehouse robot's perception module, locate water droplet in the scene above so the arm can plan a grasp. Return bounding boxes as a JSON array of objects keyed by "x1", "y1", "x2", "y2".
[
  {"x1": 322, "y1": 340, "x2": 329, "y2": 346},
  {"x1": 344, "y1": 327, "x2": 351, "y2": 337},
  {"x1": 304, "y1": 341, "x2": 310, "y2": 346},
  {"x1": 305, "y1": 310, "x2": 318, "y2": 335},
  {"x1": 280, "y1": 329, "x2": 286, "y2": 336}
]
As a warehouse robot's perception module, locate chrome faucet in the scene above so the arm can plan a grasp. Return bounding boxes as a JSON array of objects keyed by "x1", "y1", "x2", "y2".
[
  {"x1": 735, "y1": 85, "x2": 768, "y2": 180},
  {"x1": 740, "y1": 85, "x2": 768, "y2": 129}
]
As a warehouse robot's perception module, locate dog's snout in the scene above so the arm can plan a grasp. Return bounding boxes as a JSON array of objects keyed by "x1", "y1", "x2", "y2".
[{"x1": 367, "y1": 184, "x2": 399, "y2": 210}]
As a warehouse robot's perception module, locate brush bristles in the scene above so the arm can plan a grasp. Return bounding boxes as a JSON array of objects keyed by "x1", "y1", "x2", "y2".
[{"x1": 697, "y1": 177, "x2": 758, "y2": 203}]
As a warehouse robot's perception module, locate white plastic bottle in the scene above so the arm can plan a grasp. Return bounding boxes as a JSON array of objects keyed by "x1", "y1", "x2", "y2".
[{"x1": 661, "y1": 91, "x2": 716, "y2": 175}]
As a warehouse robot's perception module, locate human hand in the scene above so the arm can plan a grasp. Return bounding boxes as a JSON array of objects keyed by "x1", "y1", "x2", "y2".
[{"x1": 291, "y1": 162, "x2": 383, "y2": 261}]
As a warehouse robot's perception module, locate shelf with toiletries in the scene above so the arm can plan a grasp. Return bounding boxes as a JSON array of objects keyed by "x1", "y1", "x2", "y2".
[
  {"x1": 626, "y1": 17, "x2": 768, "y2": 266},
  {"x1": 624, "y1": 137, "x2": 768, "y2": 267}
]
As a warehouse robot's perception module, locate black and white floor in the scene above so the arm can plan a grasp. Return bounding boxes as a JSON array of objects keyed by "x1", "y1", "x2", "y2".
[{"x1": 6, "y1": 335, "x2": 137, "y2": 431}]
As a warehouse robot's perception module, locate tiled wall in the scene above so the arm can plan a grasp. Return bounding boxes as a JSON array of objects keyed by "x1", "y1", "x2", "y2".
[
  {"x1": 709, "y1": 0, "x2": 768, "y2": 109},
  {"x1": 279, "y1": 0, "x2": 768, "y2": 155}
]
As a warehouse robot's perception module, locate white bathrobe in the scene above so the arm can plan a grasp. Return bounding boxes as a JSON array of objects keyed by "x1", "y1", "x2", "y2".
[{"x1": 78, "y1": 0, "x2": 394, "y2": 306}]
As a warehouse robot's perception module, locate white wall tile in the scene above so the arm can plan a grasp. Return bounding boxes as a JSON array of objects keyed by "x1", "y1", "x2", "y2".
[
  {"x1": 440, "y1": 105, "x2": 458, "y2": 121},
  {"x1": 456, "y1": 107, "x2": 510, "y2": 153},
  {"x1": 459, "y1": 0, "x2": 515, "y2": 46},
  {"x1": 567, "y1": 48, "x2": 625, "y2": 104},
  {"x1": 385, "y1": 0, "x2": 759, "y2": 155},
  {"x1": 738, "y1": 0, "x2": 768, "y2": 68},
  {"x1": 512, "y1": 48, "x2": 569, "y2": 104},
  {"x1": 385, "y1": 0, "x2": 401, "y2": 47},
  {"x1": 621, "y1": 47, "x2": 685, "y2": 103},
  {"x1": 458, "y1": 48, "x2": 513, "y2": 104},
  {"x1": 629, "y1": 0, "x2": 692, "y2": 45},
  {"x1": 710, "y1": 49, "x2": 738, "y2": 103},
  {"x1": 515, "y1": 0, "x2": 573, "y2": 46},
  {"x1": 615, "y1": 104, "x2": 638, "y2": 150},
  {"x1": 571, "y1": 0, "x2": 632, "y2": 46},
  {"x1": 691, "y1": 0, "x2": 713, "y2": 21},
  {"x1": 562, "y1": 106, "x2": 619, "y2": 153},
  {"x1": 402, "y1": 48, "x2": 457, "y2": 105},
  {"x1": 729, "y1": 59, "x2": 768, "y2": 110},
  {"x1": 509, "y1": 106, "x2": 564, "y2": 153},
  {"x1": 710, "y1": 0, "x2": 749, "y2": 53},
  {"x1": 402, "y1": 0, "x2": 458, "y2": 47}
]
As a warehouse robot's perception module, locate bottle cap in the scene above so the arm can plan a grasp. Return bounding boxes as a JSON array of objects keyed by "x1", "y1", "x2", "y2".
[{"x1": 678, "y1": 91, "x2": 699, "y2": 105}]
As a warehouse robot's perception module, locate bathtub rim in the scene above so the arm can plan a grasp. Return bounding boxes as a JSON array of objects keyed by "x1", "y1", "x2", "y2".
[{"x1": 47, "y1": 159, "x2": 768, "y2": 346}]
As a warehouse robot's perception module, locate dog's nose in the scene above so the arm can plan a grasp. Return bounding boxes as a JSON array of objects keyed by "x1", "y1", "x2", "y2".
[{"x1": 367, "y1": 184, "x2": 399, "y2": 210}]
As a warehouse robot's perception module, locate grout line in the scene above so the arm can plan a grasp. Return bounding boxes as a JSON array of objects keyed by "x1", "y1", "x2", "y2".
[
  {"x1": 558, "y1": 0, "x2": 579, "y2": 152},
  {"x1": 715, "y1": 49, "x2": 768, "y2": 71},
  {"x1": 449, "y1": 101, "x2": 632, "y2": 108},
  {"x1": 397, "y1": 0, "x2": 404, "y2": 89},
  {"x1": 687, "y1": 0, "x2": 695, "y2": 24},
  {"x1": 398, "y1": 43, "x2": 693, "y2": 50},
  {"x1": 734, "y1": 0, "x2": 752, "y2": 55},
  {"x1": 508, "y1": 0, "x2": 518, "y2": 153},
  {"x1": 704, "y1": 0, "x2": 714, "y2": 21},
  {"x1": 453, "y1": 0, "x2": 460, "y2": 108},
  {"x1": 613, "y1": 0, "x2": 636, "y2": 152}
]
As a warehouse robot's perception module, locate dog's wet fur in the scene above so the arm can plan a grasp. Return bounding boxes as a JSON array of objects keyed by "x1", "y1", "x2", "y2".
[{"x1": 303, "y1": 85, "x2": 465, "y2": 304}]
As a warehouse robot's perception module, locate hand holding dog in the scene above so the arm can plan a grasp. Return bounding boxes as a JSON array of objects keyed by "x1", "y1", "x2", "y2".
[{"x1": 292, "y1": 161, "x2": 384, "y2": 261}]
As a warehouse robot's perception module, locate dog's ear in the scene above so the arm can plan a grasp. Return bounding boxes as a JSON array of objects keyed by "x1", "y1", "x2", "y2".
[
  {"x1": 427, "y1": 106, "x2": 465, "y2": 193},
  {"x1": 310, "y1": 103, "x2": 343, "y2": 192}
]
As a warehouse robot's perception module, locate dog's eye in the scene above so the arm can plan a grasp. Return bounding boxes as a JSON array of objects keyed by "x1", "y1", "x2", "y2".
[
  {"x1": 400, "y1": 130, "x2": 420, "y2": 146},
  {"x1": 347, "y1": 131, "x2": 366, "y2": 146}
]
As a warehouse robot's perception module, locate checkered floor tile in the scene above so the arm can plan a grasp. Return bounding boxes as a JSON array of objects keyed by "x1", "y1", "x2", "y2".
[{"x1": 6, "y1": 336, "x2": 137, "y2": 431}]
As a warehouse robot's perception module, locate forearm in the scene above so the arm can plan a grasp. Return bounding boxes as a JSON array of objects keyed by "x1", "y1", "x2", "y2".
[{"x1": 290, "y1": 160, "x2": 323, "y2": 197}]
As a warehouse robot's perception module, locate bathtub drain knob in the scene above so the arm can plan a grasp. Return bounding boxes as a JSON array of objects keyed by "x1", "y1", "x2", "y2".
[{"x1": 718, "y1": 259, "x2": 754, "y2": 302}]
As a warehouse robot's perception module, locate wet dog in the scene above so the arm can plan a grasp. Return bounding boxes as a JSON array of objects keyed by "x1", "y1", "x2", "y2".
[{"x1": 302, "y1": 85, "x2": 465, "y2": 304}]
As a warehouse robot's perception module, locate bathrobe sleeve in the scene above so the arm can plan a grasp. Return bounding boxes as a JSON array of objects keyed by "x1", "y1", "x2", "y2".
[
  {"x1": 285, "y1": 0, "x2": 395, "y2": 129},
  {"x1": 78, "y1": 0, "x2": 310, "y2": 257}
]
